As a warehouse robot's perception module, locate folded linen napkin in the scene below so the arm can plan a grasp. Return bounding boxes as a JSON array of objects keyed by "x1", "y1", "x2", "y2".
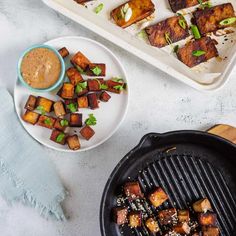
[{"x1": 0, "y1": 88, "x2": 66, "y2": 220}]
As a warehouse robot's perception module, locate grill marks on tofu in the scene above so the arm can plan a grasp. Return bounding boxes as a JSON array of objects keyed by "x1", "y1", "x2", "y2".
[
  {"x1": 193, "y1": 3, "x2": 235, "y2": 35},
  {"x1": 168, "y1": 0, "x2": 207, "y2": 13},
  {"x1": 177, "y1": 37, "x2": 218, "y2": 67},
  {"x1": 145, "y1": 16, "x2": 189, "y2": 48}
]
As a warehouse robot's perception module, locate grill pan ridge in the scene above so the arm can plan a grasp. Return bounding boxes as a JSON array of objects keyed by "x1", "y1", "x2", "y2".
[{"x1": 100, "y1": 131, "x2": 236, "y2": 236}]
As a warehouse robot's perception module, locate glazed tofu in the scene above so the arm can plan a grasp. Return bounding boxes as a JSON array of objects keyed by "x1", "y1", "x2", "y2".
[
  {"x1": 88, "y1": 79, "x2": 101, "y2": 91},
  {"x1": 58, "y1": 47, "x2": 69, "y2": 58},
  {"x1": 22, "y1": 110, "x2": 39, "y2": 125},
  {"x1": 193, "y1": 3, "x2": 235, "y2": 35},
  {"x1": 66, "y1": 67, "x2": 84, "y2": 86},
  {"x1": 178, "y1": 209, "x2": 190, "y2": 222},
  {"x1": 148, "y1": 187, "x2": 169, "y2": 207},
  {"x1": 70, "y1": 51, "x2": 91, "y2": 71},
  {"x1": 173, "y1": 222, "x2": 191, "y2": 234},
  {"x1": 24, "y1": 95, "x2": 37, "y2": 111},
  {"x1": 145, "y1": 218, "x2": 160, "y2": 233},
  {"x1": 64, "y1": 99, "x2": 78, "y2": 113},
  {"x1": 193, "y1": 198, "x2": 212, "y2": 213},
  {"x1": 145, "y1": 15, "x2": 189, "y2": 48},
  {"x1": 53, "y1": 118, "x2": 69, "y2": 131},
  {"x1": 198, "y1": 212, "x2": 217, "y2": 226},
  {"x1": 80, "y1": 125, "x2": 95, "y2": 140},
  {"x1": 50, "y1": 130, "x2": 66, "y2": 145},
  {"x1": 77, "y1": 96, "x2": 89, "y2": 108},
  {"x1": 53, "y1": 101, "x2": 66, "y2": 118},
  {"x1": 168, "y1": 0, "x2": 207, "y2": 12},
  {"x1": 69, "y1": 113, "x2": 82, "y2": 127},
  {"x1": 111, "y1": 0, "x2": 155, "y2": 28},
  {"x1": 177, "y1": 37, "x2": 218, "y2": 67},
  {"x1": 113, "y1": 207, "x2": 128, "y2": 225},
  {"x1": 105, "y1": 79, "x2": 124, "y2": 94},
  {"x1": 37, "y1": 115, "x2": 56, "y2": 129},
  {"x1": 88, "y1": 93, "x2": 99, "y2": 109},
  {"x1": 36, "y1": 96, "x2": 54, "y2": 113},
  {"x1": 124, "y1": 182, "x2": 144, "y2": 199},
  {"x1": 158, "y1": 208, "x2": 177, "y2": 225},
  {"x1": 59, "y1": 83, "x2": 74, "y2": 99},
  {"x1": 67, "y1": 135, "x2": 81, "y2": 150},
  {"x1": 100, "y1": 91, "x2": 111, "y2": 102},
  {"x1": 128, "y1": 212, "x2": 142, "y2": 228},
  {"x1": 202, "y1": 226, "x2": 219, "y2": 236},
  {"x1": 86, "y1": 63, "x2": 106, "y2": 76}
]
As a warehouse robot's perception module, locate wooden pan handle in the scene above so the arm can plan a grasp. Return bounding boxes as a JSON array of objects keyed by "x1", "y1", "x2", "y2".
[{"x1": 207, "y1": 124, "x2": 236, "y2": 144}]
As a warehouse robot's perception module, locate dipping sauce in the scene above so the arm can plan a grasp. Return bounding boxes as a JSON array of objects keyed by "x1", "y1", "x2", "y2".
[{"x1": 21, "y1": 47, "x2": 61, "y2": 89}]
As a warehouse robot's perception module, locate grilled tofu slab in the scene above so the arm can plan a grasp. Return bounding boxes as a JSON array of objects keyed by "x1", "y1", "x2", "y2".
[
  {"x1": 177, "y1": 37, "x2": 218, "y2": 67},
  {"x1": 193, "y1": 3, "x2": 235, "y2": 35},
  {"x1": 145, "y1": 15, "x2": 189, "y2": 48},
  {"x1": 168, "y1": 0, "x2": 207, "y2": 13},
  {"x1": 111, "y1": 0, "x2": 155, "y2": 28}
]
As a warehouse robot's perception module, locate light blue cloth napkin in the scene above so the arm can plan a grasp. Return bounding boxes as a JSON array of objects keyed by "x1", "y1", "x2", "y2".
[{"x1": 0, "y1": 88, "x2": 66, "y2": 220}]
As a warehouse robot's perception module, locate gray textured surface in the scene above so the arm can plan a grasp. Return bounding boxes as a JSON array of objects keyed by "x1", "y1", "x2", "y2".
[{"x1": 0, "y1": 0, "x2": 236, "y2": 235}]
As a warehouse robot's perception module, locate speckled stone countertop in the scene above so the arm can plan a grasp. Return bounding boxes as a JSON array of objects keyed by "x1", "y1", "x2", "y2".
[{"x1": 0, "y1": 1, "x2": 236, "y2": 235}]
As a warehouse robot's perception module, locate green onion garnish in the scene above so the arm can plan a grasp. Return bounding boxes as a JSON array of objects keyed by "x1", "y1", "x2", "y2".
[
  {"x1": 56, "y1": 133, "x2": 65, "y2": 143},
  {"x1": 44, "y1": 118, "x2": 52, "y2": 126},
  {"x1": 85, "y1": 114, "x2": 97, "y2": 126},
  {"x1": 173, "y1": 45, "x2": 179, "y2": 53},
  {"x1": 192, "y1": 50, "x2": 206, "y2": 57},
  {"x1": 91, "y1": 66, "x2": 102, "y2": 76},
  {"x1": 165, "y1": 32, "x2": 172, "y2": 45},
  {"x1": 67, "y1": 103, "x2": 77, "y2": 113},
  {"x1": 178, "y1": 18, "x2": 186, "y2": 29},
  {"x1": 36, "y1": 106, "x2": 46, "y2": 115},
  {"x1": 191, "y1": 25, "x2": 201, "y2": 39},
  {"x1": 219, "y1": 17, "x2": 236, "y2": 26},
  {"x1": 94, "y1": 3, "x2": 104, "y2": 14},
  {"x1": 60, "y1": 119, "x2": 69, "y2": 127}
]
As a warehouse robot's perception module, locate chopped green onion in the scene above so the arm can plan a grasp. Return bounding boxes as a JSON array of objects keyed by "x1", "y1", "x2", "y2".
[
  {"x1": 137, "y1": 29, "x2": 148, "y2": 40},
  {"x1": 198, "y1": 0, "x2": 211, "y2": 9},
  {"x1": 67, "y1": 103, "x2": 77, "y2": 113},
  {"x1": 44, "y1": 118, "x2": 52, "y2": 126},
  {"x1": 36, "y1": 106, "x2": 46, "y2": 115},
  {"x1": 94, "y1": 3, "x2": 104, "y2": 14},
  {"x1": 219, "y1": 17, "x2": 236, "y2": 26},
  {"x1": 91, "y1": 66, "x2": 102, "y2": 76},
  {"x1": 100, "y1": 84, "x2": 108, "y2": 90},
  {"x1": 113, "y1": 85, "x2": 124, "y2": 91},
  {"x1": 173, "y1": 45, "x2": 179, "y2": 53},
  {"x1": 178, "y1": 19, "x2": 186, "y2": 29},
  {"x1": 192, "y1": 50, "x2": 206, "y2": 57},
  {"x1": 85, "y1": 114, "x2": 97, "y2": 126},
  {"x1": 75, "y1": 81, "x2": 87, "y2": 94},
  {"x1": 164, "y1": 32, "x2": 172, "y2": 45},
  {"x1": 56, "y1": 133, "x2": 65, "y2": 143},
  {"x1": 60, "y1": 119, "x2": 69, "y2": 127},
  {"x1": 112, "y1": 78, "x2": 124, "y2": 83},
  {"x1": 75, "y1": 65, "x2": 85, "y2": 74},
  {"x1": 191, "y1": 25, "x2": 201, "y2": 39}
]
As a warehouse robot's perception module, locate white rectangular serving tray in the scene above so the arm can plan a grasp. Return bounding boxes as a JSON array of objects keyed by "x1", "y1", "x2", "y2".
[{"x1": 42, "y1": 0, "x2": 236, "y2": 91}]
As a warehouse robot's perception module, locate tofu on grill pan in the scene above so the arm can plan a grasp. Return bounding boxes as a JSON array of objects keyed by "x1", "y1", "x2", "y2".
[{"x1": 168, "y1": 0, "x2": 207, "y2": 13}]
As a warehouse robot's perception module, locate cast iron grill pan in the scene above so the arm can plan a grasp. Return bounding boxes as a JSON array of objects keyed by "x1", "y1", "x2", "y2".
[{"x1": 100, "y1": 131, "x2": 236, "y2": 236}]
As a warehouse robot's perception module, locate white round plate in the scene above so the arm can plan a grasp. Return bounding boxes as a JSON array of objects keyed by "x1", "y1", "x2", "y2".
[{"x1": 14, "y1": 36, "x2": 129, "y2": 152}]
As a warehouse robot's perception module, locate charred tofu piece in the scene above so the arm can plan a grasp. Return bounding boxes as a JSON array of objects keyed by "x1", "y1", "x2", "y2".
[
  {"x1": 75, "y1": 81, "x2": 88, "y2": 97},
  {"x1": 53, "y1": 101, "x2": 66, "y2": 118},
  {"x1": 58, "y1": 47, "x2": 69, "y2": 58},
  {"x1": 37, "y1": 115, "x2": 56, "y2": 129},
  {"x1": 59, "y1": 83, "x2": 75, "y2": 99},
  {"x1": 88, "y1": 93, "x2": 99, "y2": 109},
  {"x1": 113, "y1": 207, "x2": 128, "y2": 225},
  {"x1": 158, "y1": 208, "x2": 177, "y2": 225},
  {"x1": 145, "y1": 15, "x2": 189, "y2": 48},
  {"x1": 202, "y1": 226, "x2": 219, "y2": 236},
  {"x1": 70, "y1": 51, "x2": 91, "y2": 71},
  {"x1": 80, "y1": 125, "x2": 95, "y2": 140},
  {"x1": 177, "y1": 37, "x2": 218, "y2": 67},
  {"x1": 198, "y1": 213, "x2": 217, "y2": 226},
  {"x1": 193, "y1": 198, "x2": 212, "y2": 213},
  {"x1": 50, "y1": 130, "x2": 66, "y2": 145},
  {"x1": 129, "y1": 212, "x2": 142, "y2": 228},
  {"x1": 168, "y1": 0, "x2": 207, "y2": 13},
  {"x1": 22, "y1": 110, "x2": 39, "y2": 125},
  {"x1": 193, "y1": 3, "x2": 235, "y2": 35},
  {"x1": 77, "y1": 96, "x2": 89, "y2": 108},
  {"x1": 66, "y1": 67, "x2": 84, "y2": 86},
  {"x1": 88, "y1": 79, "x2": 101, "y2": 91},
  {"x1": 24, "y1": 95, "x2": 37, "y2": 111},
  {"x1": 67, "y1": 135, "x2": 81, "y2": 150},
  {"x1": 86, "y1": 63, "x2": 106, "y2": 76},
  {"x1": 105, "y1": 79, "x2": 124, "y2": 94},
  {"x1": 69, "y1": 113, "x2": 82, "y2": 127},
  {"x1": 111, "y1": 0, "x2": 155, "y2": 28},
  {"x1": 64, "y1": 99, "x2": 78, "y2": 113},
  {"x1": 36, "y1": 96, "x2": 54, "y2": 113},
  {"x1": 178, "y1": 209, "x2": 190, "y2": 222},
  {"x1": 145, "y1": 218, "x2": 160, "y2": 233},
  {"x1": 173, "y1": 222, "x2": 191, "y2": 234},
  {"x1": 100, "y1": 91, "x2": 111, "y2": 102},
  {"x1": 124, "y1": 182, "x2": 144, "y2": 199},
  {"x1": 148, "y1": 187, "x2": 169, "y2": 207},
  {"x1": 53, "y1": 118, "x2": 69, "y2": 131}
]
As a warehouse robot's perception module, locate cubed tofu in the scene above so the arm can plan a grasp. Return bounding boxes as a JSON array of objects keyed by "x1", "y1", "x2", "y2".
[
  {"x1": 145, "y1": 218, "x2": 160, "y2": 233},
  {"x1": 202, "y1": 226, "x2": 219, "y2": 236},
  {"x1": 105, "y1": 79, "x2": 124, "y2": 94},
  {"x1": 70, "y1": 51, "x2": 91, "y2": 71},
  {"x1": 178, "y1": 209, "x2": 190, "y2": 222},
  {"x1": 193, "y1": 198, "x2": 212, "y2": 213},
  {"x1": 148, "y1": 187, "x2": 169, "y2": 207},
  {"x1": 100, "y1": 91, "x2": 111, "y2": 102},
  {"x1": 86, "y1": 63, "x2": 106, "y2": 76},
  {"x1": 22, "y1": 110, "x2": 39, "y2": 125},
  {"x1": 36, "y1": 96, "x2": 54, "y2": 113},
  {"x1": 177, "y1": 37, "x2": 218, "y2": 67},
  {"x1": 60, "y1": 83, "x2": 75, "y2": 99},
  {"x1": 158, "y1": 208, "x2": 177, "y2": 225},
  {"x1": 80, "y1": 125, "x2": 95, "y2": 140},
  {"x1": 53, "y1": 101, "x2": 66, "y2": 118},
  {"x1": 37, "y1": 115, "x2": 56, "y2": 129},
  {"x1": 50, "y1": 130, "x2": 66, "y2": 145},
  {"x1": 24, "y1": 95, "x2": 37, "y2": 111},
  {"x1": 58, "y1": 47, "x2": 69, "y2": 58},
  {"x1": 198, "y1": 213, "x2": 217, "y2": 226},
  {"x1": 193, "y1": 3, "x2": 235, "y2": 35},
  {"x1": 129, "y1": 212, "x2": 142, "y2": 228},
  {"x1": 111, "y1": 0, "x2": 155, "y2": 28},
  {"x1": 88, "y1": 79, "x2": 101, "y2": 91},
  {"x1": 66, "y1": 67, "x2": 84, "y2": 86},
  {"x1": 77, "y1": 96, "x2": 89, "y2": 108},
  {"x1": 168, "y1": 0, "x2": 207, "y2": 12},
  {"x1": 113, "y1": 207, "x2": 128, "y2": 225},
  {"x1": 124, "y1": 182, "x2": 144, "y2": 199},
  {"x1": 69, "y1": 113, "x2": 82, "y2": 127},
  {"x1": 53, "y1": 118, "x2": 69, "y2": 131},
  {"x1": 173, "y1": 222, "x2": 191, "y2": 234},
  {"x1": 67, "y1": 135, "x2": 81, "y2": 150},
  {"x1": 64, "y1": 99, "x2": 78, "y2": 113},
  {"x1": 88, "y1": 93, "x2": 99, "y2": 109},
  {"x1": 145, "y1": 15, "x2": 189, "y2": 48}
]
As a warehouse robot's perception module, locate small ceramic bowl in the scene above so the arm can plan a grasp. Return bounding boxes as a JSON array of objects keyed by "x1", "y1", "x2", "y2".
[{"x1": 17, "y1": 44, "x2": 65, "y2": 92}]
